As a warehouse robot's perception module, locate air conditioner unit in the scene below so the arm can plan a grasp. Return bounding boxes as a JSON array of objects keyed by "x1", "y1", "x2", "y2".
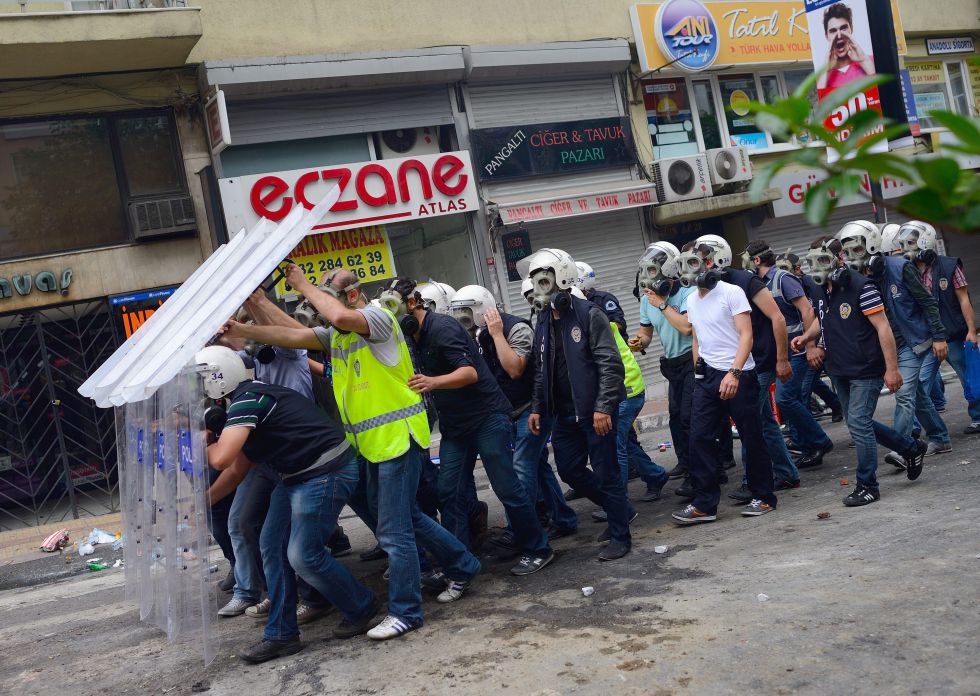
[
  {"x1": 705, "y1": 146, "x2": 753, "y2": 187},
  {"x1": 651, "y1": 155, "x2": 711, "y2": 204},
  {"x1": 129, "y1": 195, "x2": 196, "y2": 240},
  {"x1": 376, "y1": 127, "x2": 441, "y2": 159}
]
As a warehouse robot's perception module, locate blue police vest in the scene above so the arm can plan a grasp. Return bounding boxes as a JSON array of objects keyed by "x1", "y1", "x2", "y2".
[
  {"x1": 767, "y1": 267, "x2": 805, "y2": 339},
  {"x1": 535, "y1": 295, "x2": 600, "y2": 422},
  {"x1": 880, "y1": 255, "x2": 936, "y2": 356},
  {"x1": 930, "y1": 256, "x2": 968, "y2": 341}
]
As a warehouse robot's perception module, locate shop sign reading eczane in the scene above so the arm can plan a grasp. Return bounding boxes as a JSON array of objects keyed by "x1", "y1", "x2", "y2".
[
  {"x1": 217, "y1": 151, "x2": 479, "y2": 235},
  {"x1": 470, "y1": 118, "x2": 634, "y2": 181},
  {"x1": 771, "y1": 168, "x2": 910, "y2": 217}
]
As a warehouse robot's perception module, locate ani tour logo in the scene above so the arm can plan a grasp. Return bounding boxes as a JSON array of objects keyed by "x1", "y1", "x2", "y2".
[{"x1": 655, "y1": 0, "x2": 720, "y2": 71}]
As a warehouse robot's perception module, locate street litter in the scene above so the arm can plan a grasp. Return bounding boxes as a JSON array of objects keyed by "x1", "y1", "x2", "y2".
[
  {"x1": 88, "y1": 561, "x2": 108, "y2": 571},
  {"x1": 582, "y1": 586, "x2": 595, "y2": 597},
  {"x1": 839, "y1": 479, "x2": 849, "y2": 486},
  {"x1": 654, "y1": 545, "x2": 669, "y2": 554},
  {"x1": 757, "y1": 593, "x2": 770, "y2": 602},
  {"x1": 817, "y1": 512, "x2": 831, "y2": 520},
  {"x1": 113, "y1": 559, "x2": 123, "y2": 568},
  {"x1": 40, "y1": 529, "x2": 70, "y2": 552},
  {"x1": 658, "y1": 441, "x2": 672, "y2": 452},
  {"x1": 87, "y1": 528, "x2": 117, "y2": 545},
  {"x1": 78, "y1": 542, "x2": 96, "y2": 556},
  {"x1": 112, "y1": 535, "x2": 126, "y2": 551}
]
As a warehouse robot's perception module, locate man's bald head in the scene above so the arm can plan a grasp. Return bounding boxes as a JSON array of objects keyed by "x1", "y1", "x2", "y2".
[{"x1": 327, "y1": 268, "x2": 365, "y2": 307}]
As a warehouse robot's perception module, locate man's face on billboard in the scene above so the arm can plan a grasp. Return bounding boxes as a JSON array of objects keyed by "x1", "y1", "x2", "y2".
[{"x1": 826, "y1": 17, "x2": 853, "y2": 59}]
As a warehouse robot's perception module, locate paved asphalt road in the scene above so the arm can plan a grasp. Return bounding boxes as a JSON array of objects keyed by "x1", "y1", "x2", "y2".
[{"x1": 1, "y1": 392, "x2": 978, "y2": 696}]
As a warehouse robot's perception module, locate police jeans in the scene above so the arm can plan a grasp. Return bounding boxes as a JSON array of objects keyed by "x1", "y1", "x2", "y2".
[
  {"x1": 693, "y1": 367, "x2": 776, "y2": 515},
  {"x1": 894, "y1": 345, "x2": 949, "y2": 445},
  {"x1": 832, "y1": 376, "x2": 917, "y2": 491},
  {"x1": 367, "y1": 444, "x2": 481, "y2": 626},
  {"x1": 259, "y1": 460, "x2": 374, "y2": 641},
  {"x1": 439, "y1": 413, "x2": 551, "y2": 558},
  {"x1": 551, "y1": 412, "x2": 633, "y2": 546},
  {"x1": 740, "y1": 370, "x2": 799, "y2": 485},
  {"x1": 921, "y1": 340, "x2": 980, "y2": 423},
  {"x1": 617, "y1": 392, "x2": 668, "y2": 490},
  {"x1": 776, "y1": 353, "x2": 832, "y2": 454},
  {"x1": 799, "y1": 365, "x2": 842, "y2": 422},
  {"x1": 510, "y1": 409, "x2": 578, "y2": 532},
  {"x1": 229, "y1": 467, "x2": 274, "y2": 603}
]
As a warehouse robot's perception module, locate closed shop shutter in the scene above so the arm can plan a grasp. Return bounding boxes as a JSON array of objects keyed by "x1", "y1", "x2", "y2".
[
  {"x1": 495, "y1": 209, "x2": 667, "y2": 396},
  {"x1": 226, "y1": 85, "x2": 454, "y2": 145},
  {"x1": 466, "y1": 77, "x2": 622, "y2": 129}
]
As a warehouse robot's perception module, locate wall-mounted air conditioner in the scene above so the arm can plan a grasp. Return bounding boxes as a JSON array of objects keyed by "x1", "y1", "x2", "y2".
[
  {"x1": 129, "y1": 195, "x2": 196, "y2": 240},
  {"x1": 376, "y1": 127, "x2": 441, "y2": 159},
  {"x1": 651, "y1": 155, "x2": 711, "y2": 204},
  {"x1": 705, "y1": 146, "x2": 752, "y2": 187}
]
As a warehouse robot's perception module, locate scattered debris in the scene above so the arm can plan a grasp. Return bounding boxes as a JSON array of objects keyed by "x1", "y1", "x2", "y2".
[
  {"x1": 40, "y1": 528, "x2": 70, "y2": 552},
  {"x1": 839, "y1": 479, "x2": 849, "y2": 486},
  {"x1": 817, "y1": 512, "x2": 831, "y2": 520},
  {"x1": 113, "y1": 559, "x2": 123, "y2": 568},
  {"x1": 78, "y1": 542, "x2": 96, "y2": 556},
  {"x1": 757, "y1": 593, "x2": 770, "y2": 602},
  {"x1": 87, "y1": 528, "x2": 117, "y2": 545},
  {"x1": 112, "y1": 535, "x2": 126, "y2": 551},
  {"x1": 87, "y1": 561, "x2": 108, "y2": 571},
  {"x1": 654, "y1": 545, "x2": 669, "y2": 554},
  {"x1": 658, "y1": 441, "x2": 673, "y2": 452},
  {"x1": 582, "y1": 586, "x2": 595, "y2": 597},
  {"x1": 954, "y1": 507, "x2": 961, "y2": 511}
]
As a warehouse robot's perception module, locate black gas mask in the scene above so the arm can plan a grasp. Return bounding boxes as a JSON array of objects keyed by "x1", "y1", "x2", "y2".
[
  {"x1": 696, "y1": 269, "x2": 722, "y2": 291},
  {"x1": 243, "y1": 341, "x2": 276, "y2": 364}
]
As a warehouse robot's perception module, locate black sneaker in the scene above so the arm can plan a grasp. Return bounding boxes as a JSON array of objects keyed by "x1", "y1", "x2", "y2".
[
  {"x1": 675, "y1": 480, "x2": 695, "y2": 501},
  {"x1": 420, "y1": 569, "x2": 448, "y2": 593},
  {"x1": 831, "y1": 410, "x2": 844, "y2": 423},
  {"x1": 547, "y1": 525, "x2": 576, "y2": 541},
  {"x1": 904, "y1": 440, "x2": 927, "y2": 481},
  {"x1": 843, "y1": 485, "x2": 880, "y2": 507},
  {"x1": 596, "y1": 511, "x2": 638, "y2": 544},
  {"x1": 510, "y1": 550, "x2": 554, "y2": 576},
  {"x1": 784, "y1": 439, "x2": 803, "y2": 455},
  {"x1": 490, "y1": 529, "x2": 517, "y2": 550},
  {"x1": 328, "y1": 526, "x2": 352, "y2": 558},
  {"x1": 564, "y1": 488, "x2": 582, "y2": 501},
  {"x1": 218, "y1": 569, "x2": 236, "y2": 593},
  {"x1": 727, "y1": 482, "x2": 752, "y2": 503},
  {"x1": 667, "y1": 464, "x2": 688, "y2": 479},
  {"x1": 359, "y1": 545, "x2": 387, "y2": 562},
  {"x1": 333, "y1": 597, "x2": 381, "y2": 639},
  {"x1": 239, "y1": 636, "x2": 304, "y2": 664},
  {"x1": 590, "y1": 510, "x2": 608, "y2": 523},
  {"x1": 639, "y1": 483, "x2": 664, "y2": 502},
  {"x1": 598, "y1": 541, "x2": 630, "y2": 561}
]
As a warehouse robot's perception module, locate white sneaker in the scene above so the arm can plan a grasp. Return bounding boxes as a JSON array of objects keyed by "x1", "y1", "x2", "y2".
[
  {"x1": 217, "y1": 597, "x2": 254, "y2": 617},
  {"x1": 436, "y1": 580, "x2": 469, "y2": 603},
  {"x1": 245, "y1": 597, "x2": 271, "y2": 618},
  {"x1": 296, "y1": 603, "x2": 332, "y2": 625},
  {"x1": 884, "y1": 451, "x2": 906, "y2": 470},
  {"x1": 367, "y1": 614, "x2": 417, "y2": 640},
  {"x1": 925, "y1": 441, "x2": 952, "y2": 456}
]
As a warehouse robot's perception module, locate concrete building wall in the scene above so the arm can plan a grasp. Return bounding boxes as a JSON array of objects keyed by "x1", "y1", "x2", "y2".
[{"x1": 896, "y1": 0, "x2": 980, "y2": 35}]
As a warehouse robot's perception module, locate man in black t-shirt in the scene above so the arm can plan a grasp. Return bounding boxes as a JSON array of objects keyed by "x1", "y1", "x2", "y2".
[
  {"x1": 200, "y1": 346, "x2": 380, "y2": 664},
  {"x1": 792, "y1": 238, "x2": 926, "y2": 507}
]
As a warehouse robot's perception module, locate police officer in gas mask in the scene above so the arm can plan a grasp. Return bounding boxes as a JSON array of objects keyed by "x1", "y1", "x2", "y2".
[
  {"x1": 525, "y1": 249, "x2": 632, "y2": 561},
  {"x1": 837, "y1": 221, "x2": 950, "y2": 462},
  {"x1": 895, "y1": 221, "x2": 980, "y2": 435},
  {"x1": 575, "y1": 261, "x2": 628, "y2": 340}
]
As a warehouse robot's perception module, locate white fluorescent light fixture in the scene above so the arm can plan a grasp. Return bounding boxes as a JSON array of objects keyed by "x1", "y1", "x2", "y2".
[{"x1": 79, "y1": 185, "x2": 341, "y2": 408}]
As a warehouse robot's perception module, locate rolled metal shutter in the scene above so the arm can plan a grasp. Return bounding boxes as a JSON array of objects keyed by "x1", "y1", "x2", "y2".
[
  {"x1": 466, "y1": 77, "x2": 622, "y2": 129},
  {"x1": 226, "y1": 85, "x2": 454, "y2": 145},
  {"x1": 496, "y1": 208, "x2": 666, "y2": 396}
]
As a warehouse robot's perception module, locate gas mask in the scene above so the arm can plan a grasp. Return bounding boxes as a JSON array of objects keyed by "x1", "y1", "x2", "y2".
[
  {"x1": 293, "y1": 300, "x2": 324, "y2": 327},
  {"x1": 829, "y1": 265, "x2": 851, "y2": 289},
  {"x1": 676, "y1": 251, "x2": 707, "y2": 288},
  {"x1": 398, "y1": 313, "x2": 419, "y2": 337},
  {"x1": 530, "y1": 269, "x2": 558, "y2": 312},
  {"x1": 637, "y1": 251, "x2": 671, "y2": 292},
  {"x1": 243, "y1": 340, "x2": 276, "y2": 364},
  {"x1": 897, "y1": 229, "x2": 938, "y2": 265},
  {"x1": 805, "y1": 248, "x2": 837, "y2": 286},
  {"x1": 840, "y1": 238, "x2": 871, "y2": 272},
  {"x1": 696, "y1": 269, "x2": 722, "y2": 291},
  {"x1": 741, "y1": 246, "x2": 770, "y2": 272},
  {"x1": 451, "y1": 306, "x2": 476, "y2": 333},
  {"x1": 775, "y1": 258, "x2": 795, "y2": 273},
  {"x1": 377, "y1": 289, "x2": 408, "y2": 317}
]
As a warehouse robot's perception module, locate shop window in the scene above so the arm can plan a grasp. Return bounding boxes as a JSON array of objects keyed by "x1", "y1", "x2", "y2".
[
  {"x1": 692, "y1": 80, "x2": 722, "y2": 150},
  {"x1": 0, "y1": 111, "x2": 189, "y2": 262},
  {"x1": 642, "y1": 78, "x2": 699, "y2": 160},
  {"x1": 718, "y1": 74, "x2": 768, "y2": 151},
  {"x1": 907, "y1": 61, "x2": 950, "y2": 130},
  {"x1": 945, "y1": 62, "x2": 972, "y2": 117},
  {"x1": 759, "y1": 75, "x2": 787, "y2": 144},
  {"x1": 782, "y1": 69, "x2": 819, "y2": 144},
  {"x1": 219, "y1": 134, "x2": 372, "y2": 178}
]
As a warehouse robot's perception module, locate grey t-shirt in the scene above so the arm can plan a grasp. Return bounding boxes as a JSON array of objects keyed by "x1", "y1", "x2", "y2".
[
  {"x1": 506, "y1": 322, "x2": 534, "y2": 360},
  {"x1": 312, "y1": 305, "x2": 401, "y2": 367}
]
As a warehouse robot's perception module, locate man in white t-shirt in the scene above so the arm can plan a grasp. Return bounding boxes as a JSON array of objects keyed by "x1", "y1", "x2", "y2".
[{"x1": 671, "y1": 276, "x2": 777, "y2": 525}]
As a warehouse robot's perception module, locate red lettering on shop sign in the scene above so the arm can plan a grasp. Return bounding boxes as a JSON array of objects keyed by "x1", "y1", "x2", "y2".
[
  {"x1": 433, "y1": 155, "x2": 468, "y2": 196},
  {"x1": 251, "y1": 176, "x2": 292, "y2": 221},
  {"x1": 356, "y1": 164, "x2": 397, "y2": 207},
  {"x1": 627, "y1": 190, "x2": 652, "y2": 205},
  {"x1": 550, "y1": 200, "x2": 573, "y2": 216}
]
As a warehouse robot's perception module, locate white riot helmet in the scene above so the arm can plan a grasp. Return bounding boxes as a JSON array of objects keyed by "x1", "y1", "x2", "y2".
[
  {"x1": 195, "y1": 345, "x2": 253, "y2": 399},
  {"x1": 693, "y1": 234, "x2": 733, "y2": 268},
  {"x1": 520, "y1": 248, "x2": 577, "y2": 312},
  {"x1": 637, "y1": 242, "x2": 680, "y2": 291},
  {"x1": 836, "y1": 220, "x2": 881, "y2": 271},
  {"x1": 575, "y1": 262, "x2": 597, "y2": 291},
  {"x1": 419, "y1": 281, "x2": 456, "y2": 314},
  {"x1": 879, "y1": 223, "x2": 902, "y2": 255},
  {"x1": 897, "y1": 221, "x2": 938, "y2": 261},
  {"x1": 521, "y1": 277, "x2": 534, "y2": 306},
  {"x1": 570, "y1": 286, "x2": 587, "y2": 300},
  {"x1": 450, "y1": 285, "x2": 496, "y2": 331}
]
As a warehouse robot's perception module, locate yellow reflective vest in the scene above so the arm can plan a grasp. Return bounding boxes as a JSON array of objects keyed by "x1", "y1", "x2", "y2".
[{"x1": 612, "y1": 322, "x2": 645, "y2": 399}]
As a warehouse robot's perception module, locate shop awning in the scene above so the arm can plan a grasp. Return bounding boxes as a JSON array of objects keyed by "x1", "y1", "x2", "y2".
[
  {"x1": 653, "y1": 188, "x2": 783, "y2": 226},
  {"x1": 488, "y1": 181, "x2": 658, "y2": 226}
]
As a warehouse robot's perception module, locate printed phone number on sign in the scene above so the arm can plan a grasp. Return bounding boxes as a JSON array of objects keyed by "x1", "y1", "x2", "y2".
[
  {"x1": 275, "y1": 226, "x2": 396, "y2": 297},
  {"x1": 291, "y1": 251, "x2": 389, "y2": 287}
]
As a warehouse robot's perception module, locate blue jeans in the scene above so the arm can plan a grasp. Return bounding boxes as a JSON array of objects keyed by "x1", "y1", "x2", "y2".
[
  {"x1": 776, "y1": 354, "x2": 832, "y2": 453},
  {"x1": 259, "y1": 460, "x2": 375, "y2": 641},
  {"x1": 833, "y1": 376, "x2": 917, "y2": 491},
  {"x1": 941, "y1": 340, "x2": 980, "y2": 422},
  {"x1": 367, "y1": 444, "x2": 480, "y2": 626},
  {"x1": 741, "y1": 370, "x2": 799, "y2": 484},
  {"x1": 439, "y1": 412, "x2": 550, "y2": 557},
  {"x1": 511, "y1": 409, "x2": 578, "y2": 532},
  {"x1": 894, "y1": 345, "x2": 949, "y2": 445},
  {"x1": 229, "y1": 468, "x2": 264, "y2": 603},
  {"x1": 617, "y1": 392, "x2": 668, "y2": 489}
]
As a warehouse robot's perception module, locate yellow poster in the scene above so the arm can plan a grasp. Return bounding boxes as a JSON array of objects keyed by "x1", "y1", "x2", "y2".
[
  {"x1": 631, "y1": 1, "x2": 907, "y2": 72},
  {"x1": 969, "y1": 62, "x2": 980, "y2": 113},
  {"x1": 906, "y1": 61, "x2": 944, "y2": 85},
  {"x1": 275, "y1": 225, "x2": 396, "y2": 298}
]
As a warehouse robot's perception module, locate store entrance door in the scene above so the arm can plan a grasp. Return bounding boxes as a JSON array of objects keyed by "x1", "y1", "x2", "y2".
[{"x1": 0, "y1": 300, "x2": 121, "y2": 530}]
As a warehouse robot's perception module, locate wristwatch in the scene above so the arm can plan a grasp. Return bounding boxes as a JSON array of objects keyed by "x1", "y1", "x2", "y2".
[
  {"x1": 728, "y1": 367, "x2": 742, "y2": 378},
  {"x1": 658, "y1": 301, "x2": 668, "y2": 311}
]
